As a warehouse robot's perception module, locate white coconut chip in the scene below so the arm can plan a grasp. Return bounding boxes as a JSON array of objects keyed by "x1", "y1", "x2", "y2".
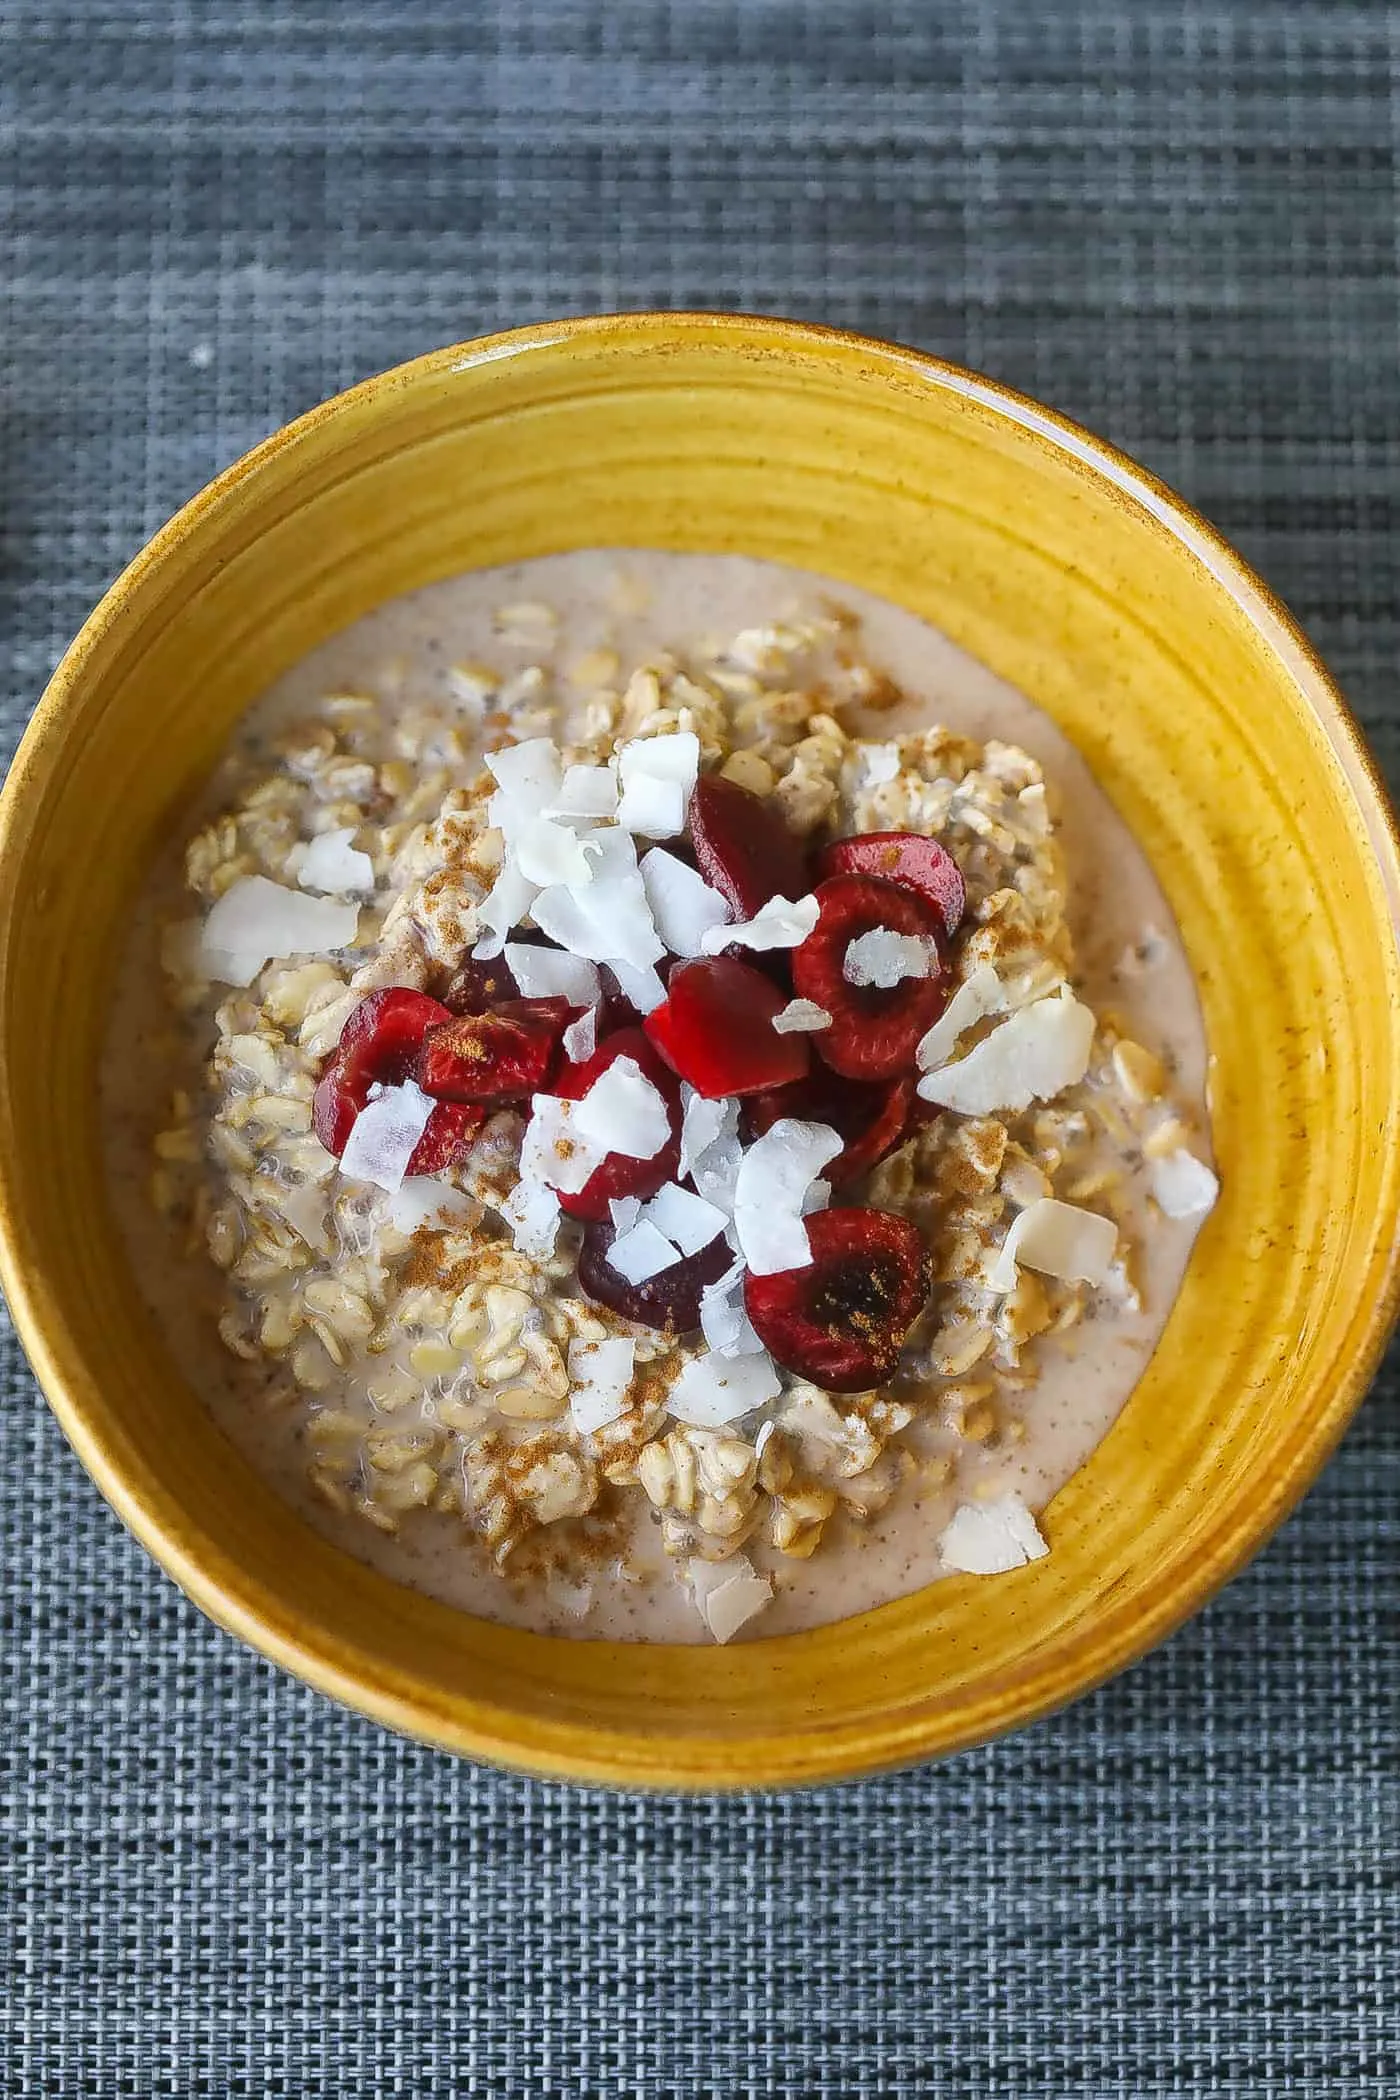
[
  {"x1": 568, "y1": 1337, "x2": 636, "y2": 1435},
  {"x1": 387, "y1": 1177, "x2": 477, "y2": 1234},
  {"x1": 572, "y1": 1056, "x2": 672, "y2": 1161},
  {"x1": 338, "y1": 1079, "x2": 437, "y2": 1193},
  {"x1": 561, "y1": 1005, "x2": 598, "y2": 1063},
  {"x1": 531, "y1": 828, "x2": 664, "y2": 970},
  {"x1": 699, "y1": 1265, "x2": 763, "y2": 1358},
  {"x1": 732, "y1": 1118, "x2": 844, "y2": 1276},
  {"x1": 296, "y1": 827, "x2": 375, "y2": 896},
  {"x1": 199, "y1": 876, "x2": 361, "y2": 986},
  {"x1": 472, "y1": 860, "x2": 539, "y2": 960},
  {"x1": 615, "y1": 731, "x2": 700, "y2": 840},
  {"x1": 500, "y1": 1177, "x2": 562, "y2": 1258},
  {"x1": 485, "y1": 736, "x2": 563, "y2": 810},
  {"x1": 668, "y1": 1349, "x2": 782, "y2": 1429},
  {"x1": 512, "y1": 813, "x2": 601, "y2": 889},
  {"x1": 843, "y1": 929, "x2": 937, "y2": 989},
  {"x1": 771, "y1": 998, "x2": 832, "y2": 1034},
  {"x1": 1150, "y1": 1150, "x2": 1220, "y2": 1220},
  {"x1": 915, "y1": 962, "x2": 1006, "y2": 1071},
  {"x1": 607, "y1": 958, "x2": 668, "y2": 1015},
  {"x1": 917, "y1": 986, "x2": 1095, "y2": 1114},
  {"x1": 989, "y1": 1198, "x2": 1118, "y2": 1293},
  {"x1": 640, "y1": 1182, "x2": 728, "y2": 1256},
  {"x1": 607, "y1": 1218, "x2": 682, "y2": 1283},
  {"x1": 696, "y1": 1559, "x2": 774, "y2": 1645},
  {"x1": 504, "y1": 944, "x2": 602, "y2": 1006},
  {"x1": 678, "y1": 1088, "x2": 734, "y2": 1179},
  {"x1": 519, "y1": 1095, "x2": 609, "y2": 1195},
  {"x1": 546, "y1": 763, "x2": 619, "y2": 821},
  {"x1": 639, "y1": 848, "x2": 732, "y2": 958},
  {"x1": 938, "y1": 1492, "x2": 1049, "y2": 1576},
  {"x1": 701, "y1": 892, "x2": 820, "y2": 955}
]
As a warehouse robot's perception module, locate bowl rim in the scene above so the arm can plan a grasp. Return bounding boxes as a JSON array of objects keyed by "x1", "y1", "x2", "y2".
[{"x1": 3, "y1": 308, "x2": 1398, "y2": 1790}]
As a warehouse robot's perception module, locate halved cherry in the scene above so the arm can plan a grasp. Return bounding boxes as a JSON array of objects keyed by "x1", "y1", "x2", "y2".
[
  {"x1": 815, "y1": 831, "x2": 965, "y2": 935},
  {"x1": 688, "y1": 774, "x2": 809, "y2": 918},
  {"x1": 553, "y1": 1026, "x2": 683, "y2": 1221},
  {"x1": 576, "y1": 1214, "x2": 733, "y2": 1334},
  {"x1": 440, "y1": 954, "x2": 522, "y2": 1014},
  {"x1": 743, "y1": 1206, "x2": 929, "y2": 1391},
  {"x1": 791, "y1": 874, "x2": 950, "y2": 1081},
  {"x1": 742, "y1": 1069, "x2": 913, "y2": 1184},
  {"x1": 311, "y1": 985, "x2": 483, "y2": 1171},
  {"x1": 644, "y1": 956, "x2": 809, "y2": 1098},
  {"x1": 416, "y1": 998, "x2": 576, "y2": 1102}
]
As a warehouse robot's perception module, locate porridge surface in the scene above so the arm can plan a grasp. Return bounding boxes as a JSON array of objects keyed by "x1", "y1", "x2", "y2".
[{"x1": 102, "y1": 550, "x2": 1216, "y2": 1644}]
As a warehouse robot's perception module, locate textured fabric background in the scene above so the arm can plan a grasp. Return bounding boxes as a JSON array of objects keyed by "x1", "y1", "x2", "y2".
[{"x1": 2, "y1": 3, "x2": 1397, "y2": 2093}]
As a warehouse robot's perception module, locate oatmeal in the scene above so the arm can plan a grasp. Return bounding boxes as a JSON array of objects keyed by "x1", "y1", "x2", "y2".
[{"x1": 102, "y1": 552, "x2": 1217, "y2": 1644}]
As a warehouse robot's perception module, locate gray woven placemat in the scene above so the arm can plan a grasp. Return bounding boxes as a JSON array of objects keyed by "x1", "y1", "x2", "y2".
[{"x1": 2, "y1": 3, "x2": 1396, "y2": 2093}]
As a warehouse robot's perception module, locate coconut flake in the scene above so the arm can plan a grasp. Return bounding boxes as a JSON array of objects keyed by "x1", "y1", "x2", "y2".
[
  {"x1": 668, "y1": 1349, "x2": 782, "y2": 1429},
  {"x1": 732, "y1": 1118, "x2": 844, "y2": 1275},
  {"x1": 500, "y1": 1177, "x2": 562, "y2": 1258},
  {"x1": 338, "y1": 1079, "x2": 436, "y2": 1193},
  {"x1": 485, "y1": 736, "x2": 563, "y2": 809},
  {"x1": 917, "y1": 987, "x2": 1095, "y2": 1114},
  {"x1": 699, "y1": 1266, "x2": 763, "y2": 1358},
  {"x1": 989, "y1": 1198, "x2": 1118, "y2": 1292},
  {"x1": 519, "y1": 1095, "x2": 609, "y2": 1195},
  {"x1": 640, "y1": 1182, "x2": 727, "y2": 1257},
  {"x1": 701, "y1": 893, "x2": 820, "y2": 956},
  {"x1": 772, "y1": 998, "x2": 832, "y2": 1035},
  {"x1": 615, "y1": 732, "x2": 700, "y2": 839},
  {"x1": 531, "y1": 827, "x2": 664, "y2": 970},
  {"x1": 607, "y1": 958, "x2": 668, "y2": 1015},
  {"x1": 199, "y1": 876, "x2": 361, "y2": 986},
  {"x1": 569, "y1": 1336, "x2": 636, "y2": 1434},
  {"x1": 504, "y1": 945, "x2": 602, "y2": 1006},
  {"x1": 639, "y1": 849, "x2": 733, "y2": 957},
  {"x1": 938, "y1": 1492, "x2": 1048, "y2": 1576},
  {"x1": 297, "y1": 828, "x2": 375, "y2": 896},
  {"x1": 573, "y1": 1056, "x2": 672, "y2": 1162},
  {"x1": 699, "y1": 1562, "x2": 774, "y2": 1645},
  {"x1": 678, "y1": 1088, "x2": 733, "y2": 1179},
  {"x1": 472, "y1": 861, "x2": 539, "y2": 960},
  {"x1": 512, "y1": 814, "x2": 601, "y2": 889},
  {"x1": 547, "y1": 763, "x2": 619, "y2": 821},
  {"x1": 561, "y1": 1005, "x2": 598, "y2": 1063},
  {"x1": 388, "y1": 1177, "x2": 477, "y2": 1234},
  {"x1": 1150, "y1": 1150, "x2": 1220, "y2": 1220},
  {"x1": 915, "y1": 963, "x2": 1006, "y2": 1071},
  {"x1": 608, "y1": 1218, "x2": 682, "y2": 1282},
  {"x1": 843, "y1": 929, "x2": 937, "y2": 989}
]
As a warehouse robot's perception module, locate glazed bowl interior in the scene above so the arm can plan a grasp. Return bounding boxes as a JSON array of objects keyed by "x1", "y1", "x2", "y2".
[{"x1": 2, "y1": 314, "x2": 1397, "y2": 1789}]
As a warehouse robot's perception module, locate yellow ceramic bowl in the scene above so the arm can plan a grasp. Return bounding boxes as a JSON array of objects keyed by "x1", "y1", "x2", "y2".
[{"x1": 2, "y1": 313, "x2": 1398, "y2": 1790}]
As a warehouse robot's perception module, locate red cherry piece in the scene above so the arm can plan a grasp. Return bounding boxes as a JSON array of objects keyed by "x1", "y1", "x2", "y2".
[
  {"x1": 553, "y1": 1027, "x2": 683, "y2": 1220},
  {"x1": 440, "y1": 955, "x2": 522, "y2": 1014},
  {"x1": 416, "y1": 998, "x2": 576, "y2": 1103},
  {"x1": 576, "y1": 1215, "x2": 733, "y2": 1334},
  {"x1": 816, "y1": 831, "x2": 965, "y2": 935},
  {"x1": 407, "y1": 1101, "x2": 487, "y2": 1174},
  {"x1": 644, "y1": 957, "x2": 809, "y2": 1099},
  {"x1": 791, "y1": 874, "x2": 950, "y2": 1082},
  {"x1": 743, "y1": 1206, "x2": 930, "y2": 1392},
  {"x1": 742, "y1": 1069, "x2": 913, "y2": 1185},
  {"x1": 688, "y1": 774, "x2": 810, "y2": 919},
  {"x1": 312, "y1": 986, "x2": 454, "y2": 1157}
]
